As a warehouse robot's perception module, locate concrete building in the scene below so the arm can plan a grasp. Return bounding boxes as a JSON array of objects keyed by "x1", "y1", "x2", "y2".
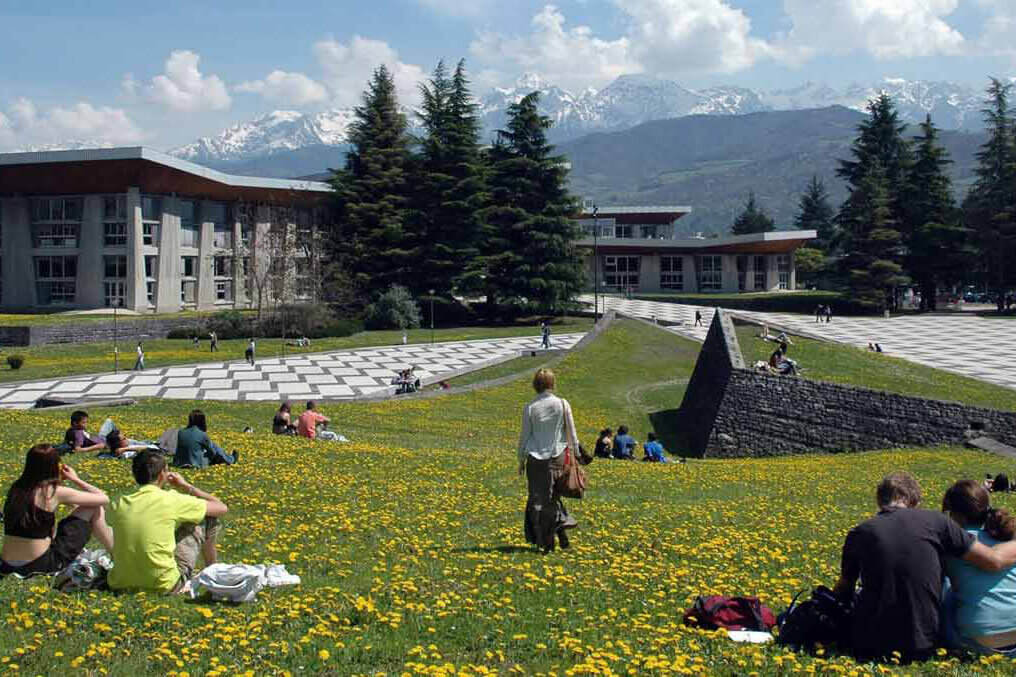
[
  {"x1": 575, "y1": 205, "x2": 816, "y2": 293},
  {"x1": 0, "y1": 147, "x2": 333, "y2": 313}
]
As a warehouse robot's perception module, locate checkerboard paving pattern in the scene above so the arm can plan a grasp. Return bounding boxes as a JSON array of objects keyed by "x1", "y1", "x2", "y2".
[
  {"x1": 0, "y1": 334, "x2": 584, "y2": 409},
  {"x1": 586, "y1": 295, "x2": 1016, "y2": 392}
]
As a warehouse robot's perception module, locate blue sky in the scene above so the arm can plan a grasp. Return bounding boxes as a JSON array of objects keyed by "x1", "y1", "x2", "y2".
[{"x1": 0, "y1": 0, "x2": 1013, "y2": 151}]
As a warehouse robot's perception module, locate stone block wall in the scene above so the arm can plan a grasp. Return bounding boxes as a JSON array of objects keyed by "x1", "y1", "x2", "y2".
[{"x1": 0, "y1": 317, "x2": 205, "y2": 347}]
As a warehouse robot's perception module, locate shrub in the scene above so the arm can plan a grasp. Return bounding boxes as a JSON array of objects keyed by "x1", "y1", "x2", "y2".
[
  {"x1": 7, "y1": 354, "x2": 24, "y2": 370},
  {"x1": 166, "y1": 328, "x2": 199, "y2": 340},
  {"x1": 258, "y1": 305, "x2": 364, "y2": 339},
  {"x1": 364, "y1": 286, "x2": 422, "y2": 330},
  {"x1": 206, "y1": 310, "x2": 251, "y2": 340}
]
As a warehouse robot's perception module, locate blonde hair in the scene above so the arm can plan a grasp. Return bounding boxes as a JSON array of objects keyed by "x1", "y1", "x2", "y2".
[{"x1": 532, "y1": 368, "x2": 556, "y2": 393}]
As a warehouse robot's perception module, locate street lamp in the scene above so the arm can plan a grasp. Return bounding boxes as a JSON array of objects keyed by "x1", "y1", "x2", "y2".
[
  {"x1": 113, "y1": 296, "x2": 122, "y2": 374},
  {"x1": 592, "y1": 205, "x2": 600, "y2": 323},
  {"x1": 429, "y1": 289, "x2": 435, "y2": 344}
]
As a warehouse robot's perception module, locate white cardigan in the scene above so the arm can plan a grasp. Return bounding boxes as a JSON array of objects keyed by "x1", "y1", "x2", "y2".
[{"x1": 517, "y1": 391, "x2": 580, "y2": 465}]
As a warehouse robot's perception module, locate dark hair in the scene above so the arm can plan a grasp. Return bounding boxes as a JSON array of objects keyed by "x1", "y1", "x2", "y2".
[
  {"x1": 70, "y1": 410, "x2": 89, "y2": 426},
  {"x1": 994, "y1": 473, "x2": 1010, "y2": 492},
  {"x1": 647, "y1": 432, "x2": 657, "y2": 442},
  {"x1": 132, "y1": 450, "x2": 166, "y2": 485},
  {"x1": 306, "y1": 400, "x2": 316, "y2": 410},
  {"x1": 5, "y1": 444, "x2": 62, "y2": 515},
  {"x1": 187, "y1": 409, "x2": 207, "y2": 432},
  {"x1": 617, "y1": 425, "x2": 628, "y2": 435},
  {"x1": 877, "y1": 471, "x2": 922, "y2": 508},
  {"x1": 278, "y1": 402, "x2": 291, "y2": 414},
  {"x1": 943, "y1": 479, "x2": 1016, "y2": 541},
  {"x1": 106, "y1": 430, "x2": 124, "y2": 451}
]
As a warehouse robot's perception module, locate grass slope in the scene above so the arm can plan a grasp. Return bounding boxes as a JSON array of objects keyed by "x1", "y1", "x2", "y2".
[
  {"x1": 736, "y1": 323, "x2": 1016, "y2": 411},
  {"x1": 0, "y1": 319, "x2": 1013, "y2": 675},
  {"x1": 0, "y1": 319, "x2": 593, "y2": 384}
]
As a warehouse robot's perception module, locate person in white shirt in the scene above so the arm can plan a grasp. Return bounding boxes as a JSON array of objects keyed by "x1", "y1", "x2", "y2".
[
  {"x1": 517, "y1": 368, "x2": 580, "y2": 553},
  {"x1": 133, "y1": 342, "x2": 145, "y2": 371}
]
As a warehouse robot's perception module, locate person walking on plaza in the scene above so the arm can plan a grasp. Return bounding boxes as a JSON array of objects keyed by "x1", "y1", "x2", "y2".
[
  {"x1": 133, "y1": 341, "x2": 145, "y2": 371},
  {"x1": 815, "y1": 305, "x2": 823, "y2": 323},
  {"x1": 825, "y1": 304, "x2": 833, "y2": 323},
  {"x1": 541, "y1": 321, "x2": 551, "y2": 349},
  {"x1": 694, "y1": 310, "x2": 703, "y2": 327},
  {"x1": 245, "y1": 339, "x2": 255, "y2": 366},
  {"x1": 209, "y1": 331, "x2": 218, "y2": 352},
  {"x1": 518, "y1": 368, "x2": 580, "y2": 553}
]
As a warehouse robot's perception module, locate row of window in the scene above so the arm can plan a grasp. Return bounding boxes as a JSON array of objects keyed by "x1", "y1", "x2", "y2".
[{"x1": 600, "y1": 254, "x2": 791, "y2": 291}]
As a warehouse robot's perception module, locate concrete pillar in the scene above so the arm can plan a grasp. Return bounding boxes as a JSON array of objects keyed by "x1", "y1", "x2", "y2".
[
  {"x1": 4, "y1": 198, "x2": 33, "y2": 308},
  {"x1": 746, "y1": 255, "x2": 756, "y2": 291},
  {"x1": 766, "y1": 254, "x2": 778, "y2": 292},
  {"x1": 126, "y1": 188, "x2": 146, "y2": 312},
  {"x1": 155, "y1": 197, "x2": 182, "y2": 313},
  {"x1": 721, "y1": 254, "x2": 738, "y2": 292},
  {"x1": 789, "y1": 253, "x2": 797, "y2": 290},
  {"x1": 251, "y1": 205, "x2": 273, "y2": 313},
  {"x1": 685, "y1": 255, "x2": 698, "y2": 292},
  {"x1": 641, "y1": 254, "x2": 660, "y2": 293},
  {"x1": 77, "y1": 195, "x2": 104, "y2": 309},
  {"x1": 232, "y1": 213, "x2": 245, "y2": 308},
  {"x1": 197, "y1": 203, "x2": 216, "y2": 309}
]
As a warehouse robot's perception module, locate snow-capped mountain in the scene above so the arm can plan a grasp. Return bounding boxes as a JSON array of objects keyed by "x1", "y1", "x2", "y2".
[{"x1": 168, "y1": 74, "x2": 1003, "y2": 170}]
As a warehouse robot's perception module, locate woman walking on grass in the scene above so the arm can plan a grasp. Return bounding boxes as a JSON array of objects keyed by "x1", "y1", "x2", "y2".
[{"x1": 517, "y1": 368, "x2": 580, "y2": 553}]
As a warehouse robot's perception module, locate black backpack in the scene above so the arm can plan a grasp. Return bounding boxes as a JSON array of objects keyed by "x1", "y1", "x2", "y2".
[{"x1": 776, "y1": 586, "x2": 852, "y2": 649}]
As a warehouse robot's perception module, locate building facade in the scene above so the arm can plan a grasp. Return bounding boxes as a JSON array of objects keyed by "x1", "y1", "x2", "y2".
[
  {"x1": 575, "y1": 206, "x2": 816, "y2": 293},
  {"x1": 0, "y1": 147, "x2": 333, "y2": 313}
]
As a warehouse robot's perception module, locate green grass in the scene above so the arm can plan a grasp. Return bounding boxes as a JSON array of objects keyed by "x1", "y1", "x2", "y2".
[
  {"x1": 736, "y1": 322, "x2": 1016, "y2": 411},
  {"x1": 0, "y1": 309, "x2": 235, "y2": 327},
  {"x1": 442, "y1": 354, "x2": 552, "y2": 388},
  {"x1": 0, "y1": 318, "x2": 594, "y2": 384},
  {"x1": 1, "y1": 319, "x2": 1014, "y2": 675}
]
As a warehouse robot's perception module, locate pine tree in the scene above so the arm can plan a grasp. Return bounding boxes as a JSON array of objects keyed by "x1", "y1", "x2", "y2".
[
  {"x1": 731, "y1": 192, "x2": 775, "y2": 235},
  {"x1": 330, "y1": 65, "x2": 414, "y2": 298},
  {"x1": 476, "y1": 92, "x2": 583, "y2": 313},
  {"x1": 794, "y1": 176, "x2": 837, "y2": 252},
  {"x1": 411, "y1": 60, "x2": 487, "y2": 300},
  {"x1": 904, "y1": 115, "x2": 971, "y2": 310},
  {"x1": 839, "y1": 161, "x2": 910, "y2": 309},
  {"x1": 963, "y1": 78, "x2": 1016, "y2": 311}
]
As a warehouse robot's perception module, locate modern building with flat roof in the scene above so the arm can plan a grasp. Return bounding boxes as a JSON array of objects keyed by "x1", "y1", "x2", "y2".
[
  {"x1": 0, "y1": 147, "x2": 333, "y2": 313},
  {"x1": 574, "y1": 205, "x2": 816, "y2": 293}
]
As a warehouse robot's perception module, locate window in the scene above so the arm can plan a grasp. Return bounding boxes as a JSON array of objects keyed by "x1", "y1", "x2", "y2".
[
  {"x1": 660, "y1": 256, "x2": 683, "y2": 290},
  {"x1": 640, "y1": 225, "x2": 659, "y2": 239},
  {"x1": 36, "y1": 281, "x2": 76, "y2": 305},
  {"x1": 777, "y1": 255, "x2": 791, "y2": 290},
  {"x1": 103, "y1": 281, "x2": 125, "y2": 308},
  {"x1": 180, "y1": 200, "x2": 200, "y2": 248},
  {"x1": 215, "y1": 280, "x2": 233, "y2": 302},
  {"x1": 103, "y1": 222, "x2": 127, "y2": 247},
  {"x1": 181, "y1": 280, "x2": 197, "y2": 304},
  {"x1": 35, "y1": 256, "x2": 77, "y2": 279},
  {"x1": 754, "y1": 255, "x2": 767, "y2": 290},
  {"x1": 143, "y1": 222, "x2": 159, "y2": 246},
  {"x1": 737, "y1": 255, "x2": 748, "y2": 292},
  {"x1": 141, "y1": 196, "x2": 162, "y2": 222},
  {"x1": 35, "y1": 255, "x2": 77, "y2": 305},
  {"x1": 603, "y1": 255, "x2": 640, "y2": 290},
  {"x1": 144, "y1": 255, "x2": 158, "y2": 279},
  {"x1": 213, "y1": 256, "x2": 231, "y2": 277},
  {"x1": 33, "y1": 223, "x2": 78, "y2": 248},
  {"x1": 614, "y1": 224, "x2": 632, "y2": 238},
  {"x1": 104, "y1": 196, "x2": 126, "y2": 220},
  {"x1": 146, "y1": 281, "x2": 156, "y2": 305},
  {"x1": 240, "y1": 225, "x2": 252, "y2": 248},
  {"x1": 104, "y1": 255, "x2": 127, "y2": 279},
  {"x1": 698, "y1": 255, "x2": 722, "y2": 291},
  {"x1": 180, "y1": 256, "x2": 197, "y2": 278},
  {"x1": 31, "y1": 197, "x2": 82, "y2": 222},
  {"x1": 213, "y1": 223, "x2": 233, "y2": 249}
]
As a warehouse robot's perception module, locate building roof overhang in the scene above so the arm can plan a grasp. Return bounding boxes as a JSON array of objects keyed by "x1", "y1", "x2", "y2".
[
  {"x1": 576, "y1": 229, "x2": 817, "y2": 254},
  {"x1": 576, "y1": 205, "x2": 693, "y2": 225},
  {"x1": 0, "y1": 147, "x2": 334, "y2": 204}
]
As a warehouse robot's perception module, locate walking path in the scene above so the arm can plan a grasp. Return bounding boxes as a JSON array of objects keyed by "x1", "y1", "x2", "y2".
[
  {"x1": 588, "y1": 296, "x2": 1016, "y2": 391},
  {"x1": 0, "y1": 334, "x2": 584, "y2": 409}
]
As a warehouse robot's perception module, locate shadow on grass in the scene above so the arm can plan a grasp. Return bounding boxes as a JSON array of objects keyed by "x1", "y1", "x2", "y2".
[
  {"x1": 451, "y1": 545, "x2": 539, "y2": 555},
  {"x1": 649, "y1": 408, "x2": 698, "y2": 458}
]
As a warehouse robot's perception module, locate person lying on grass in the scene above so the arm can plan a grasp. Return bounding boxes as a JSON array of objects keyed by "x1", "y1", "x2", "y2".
[
  {"x1": 833, "y1": 471, "x2": 1016, "y2": 664},
  {"x1": 107, "y1": 450, "x2": 228, "y2": 594}
]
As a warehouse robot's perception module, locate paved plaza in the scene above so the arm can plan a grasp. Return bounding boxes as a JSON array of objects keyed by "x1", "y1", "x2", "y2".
[
  {"x1": 589, "y1": 296, "x2": 1016, "y2": 391},
  {"x1": 0, "y1": 334, "x2": 584, "y2": 409}
]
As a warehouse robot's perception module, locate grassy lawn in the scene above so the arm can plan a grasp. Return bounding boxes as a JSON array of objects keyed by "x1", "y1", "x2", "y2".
[
  {"x1": 1, "y1": 319, "x2": 1014, "y2": 675},
  {"x1": 632, "y1": 290, "x2": 865, "y2": 315},
  {"x1": 736, "y1": 322, "x2": 1016, "y2": 411},
  {"x1": 0, "y1": 310, "x2": 234, "y2": 327},
  {"x1": 442, "y1": 354, "x2": 552, "y2": 388},
  {"x1": 0, "y1": 318, "x2": 593, "y2": 384}
]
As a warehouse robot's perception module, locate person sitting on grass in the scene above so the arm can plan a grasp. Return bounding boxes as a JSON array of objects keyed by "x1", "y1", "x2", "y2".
[
  {"x1": 107, "y1": 450, "x2": 227, "y2": 594},
  {"x1": 594, "y1": 428, "x2": 614, "y2": 459},
  {"x1": 612, "y1": 426, "x2": 636, "y2": 460},
  {"x1": 833, "y1": 471, "x2": 1016, "y2": 664},
  {"x1": 297, "y1": 401, "x2": 330, "y2": 440},
  {"x1": 64, "y1": 410, "x2": 106, "y2": 453},
  {"x1": 173, "y1": 410, "x2": 237, "y2": 468},
  {"x1": 941, "y1": 479, "x2": 1016, "y2": 655},
  {"x1": 642, "y1": 432, "x2": 668, "y2": 463},
  {"x1": 1, "y1": 445, "x2": 113, "y2": 579},
  {"x1": 272, "y1": 402, "x2": 298, "y2": 435}
]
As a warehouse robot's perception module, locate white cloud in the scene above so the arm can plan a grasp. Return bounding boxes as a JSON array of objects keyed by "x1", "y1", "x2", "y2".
[
  {"x1": 314, "y1": 36, "x2": 427, "y2": 108},
  {"x1": 144, "y1": 50, "x2": 231, "y2": 112},
  {"x1": 0, "y1": 97, "x2": 144, "y2": 151},
  {"x1": 236, "y1": 70, "x2": 328, "y2": 105},
  {"x1": 974, "y1": 0, "x2": 1016, "y2": 64},
  {"x1": 779, "y1": 0, "x2": 965, "y2": 62},
  {"x1": 415, "y1": 0, "x2": 494, "y2": 17},
  {"x1": 470, "y1": 5, "x2": 640, "y2": 91}
]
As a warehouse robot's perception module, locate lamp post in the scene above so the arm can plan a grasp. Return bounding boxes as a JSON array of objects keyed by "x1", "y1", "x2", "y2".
[
  {"x1": 429, "y1": 289, "x2": 435, "y2": 344},
  {"x1": 592, "y1": 205, "x2": 600, "y2": 323},
  {"x1": 113, "y1": 297, "x2": 121, "y2": 374}
]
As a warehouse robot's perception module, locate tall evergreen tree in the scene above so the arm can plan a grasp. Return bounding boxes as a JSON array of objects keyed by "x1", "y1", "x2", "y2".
[
  {"x1": 475, "y1": 92, "x2": 583, "y2": 313},
  {"x1": 731, "y1": 192, "x2": 775, "y2": 235},
  {"x1": 794, "y1": 176, "x2": 837, "y2": 252},
  {"x1": 963, "y1": 78, "x2": 1016, "y2": 311},
  {"x1": 330, "y1": 65, "x2": 414, "y2": 298},
  {"x1": 839, "y1": 161, "x2": 910, "y2": 308},
  {"x1": 904, "y1": 115, "x2": 970, "y2": 310},
  {"x1": 411, "y1": 59, "x2": 487, "y2": 299}
]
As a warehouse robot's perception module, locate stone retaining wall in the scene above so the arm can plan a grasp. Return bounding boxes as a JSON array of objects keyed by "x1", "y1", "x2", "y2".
[{"x1": 0, "y1": 317, "x2": 205, "y2": 347}]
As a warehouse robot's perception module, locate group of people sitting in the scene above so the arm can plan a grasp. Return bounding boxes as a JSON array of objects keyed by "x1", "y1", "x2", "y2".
[
  {"x1": 272, "y1": 401, "x2": 343, "y2": 441},
  {"x1": 756, "y1": 326, "x2": 799, "y2": 376},
  {"x1": 833, "y1": 471, "x2": 1016, "y2": 661},
  {"x1": 391, "y1": 368, "x2": 422, "y2": 395},
  {"x1": 593, "y1": 426, "x2": 671, "y2": 462},
  {"x1": 1, "y1": 444, "x2": 226, "y2": 594},
  {"x1": 867, "y1": 342, "x2": 884, "y2": 353}
]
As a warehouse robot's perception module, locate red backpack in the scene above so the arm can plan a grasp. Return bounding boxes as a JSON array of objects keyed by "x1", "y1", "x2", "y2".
[{"x1": 682, "y1": 595, "x2": 777, "y2": 632}]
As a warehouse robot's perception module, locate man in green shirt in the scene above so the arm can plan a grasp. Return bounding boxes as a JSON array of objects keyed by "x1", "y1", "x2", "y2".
[{"x1": 108, "y1": 450, "x2": 228, "y2": 593}]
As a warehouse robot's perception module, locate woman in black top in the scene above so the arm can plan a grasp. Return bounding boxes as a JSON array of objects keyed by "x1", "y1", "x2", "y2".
[
  {"x1": 273, "y1": 402, "x2": 297, "y2": 435},
  {"x1": 1, "y1": 444, "x2": 113, "y2": 578}
]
